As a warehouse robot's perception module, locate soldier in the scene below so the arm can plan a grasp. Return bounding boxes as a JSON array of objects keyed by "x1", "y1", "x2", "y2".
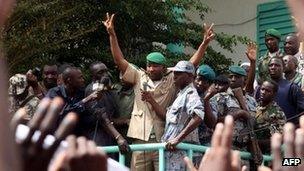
[
  {"x1": 284, "y1": 33, "x2": 304, "y2": 75},
  {"x1": 257, "y1": 29, "x2": 283, "y2": 85},
  {"x1": 255, "y1": 80, "x2": 286, "y2": 154},
  {"x1": 214, "y1": 75, "x2": 230, "y2": 93},
  {"x1": 283, "y1": 55, "x2": 304, "y2": 91},
  {"x1": 211, "y1": 66, "x2": 257, "y2": 151},
  {"x1": 211, "y1": 65, "x2": 260, "y2": 168},
  {"x1": 194, "y1": 64, "x2": 218, "y2": 145},
  {"x1": 8, "y1": 74, "x2": 40, "y2": 122},
  {"x1": 103, "y1": 13, "x2": 214, "y2": 171}
]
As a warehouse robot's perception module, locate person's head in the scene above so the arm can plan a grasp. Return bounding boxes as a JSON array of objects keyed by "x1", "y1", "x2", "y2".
[
  {"x1": 57, "y1": 63, "x2": 73, "y2": 86},
  {"x1": 8, "y1": 74, "x2": 29, "y2": 99},
  {"x1": 228, "y1": 65, "x2": 246, "y2": 89},
  {"x1": 214, "y1": 75, "x2": 230, "y2": 93},
  {"x1": 283, "y1": 55, "x2": 298, "y2": 73},
  {"x1": 42, "y1": 64, "x2": 58, "y2": 90},
  {"x1": 265, "y1": 29, "x2": 281, "y2": 53},
  {"x1": 284, "y1": 33, "x2": 300, "y2": 55},
  {"x1": 268, "y1": 57, "x2": 284, "y2": 80},
  {"x1": 62, "y1": 67, "x2": 85, "y2": 90},
  {"x1": 194, "y1": 65, "x2": 216, "y2": 94},
  {"x1": 146, "y1": 52, "x2": 166, "y2": 81},
  {"x1": 240, "y1": 62, "x2": 250, "y2": 75},
  {"x1": 90, "y1": 62, "x2": 108, "y2": 81},
  {"x1": 168, "y1": 61, "x2": 195, "y2": 89},
  {"x1": 260, "y1": 80, "x2": 278, "y2": 105}
]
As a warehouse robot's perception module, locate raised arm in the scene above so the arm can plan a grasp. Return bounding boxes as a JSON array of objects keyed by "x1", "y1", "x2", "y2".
[
  {"x1": 244, "y1": 42, "x2": 257, "y2": 94},
  {"x1": 103, "y1": 13, "x2": 129, "y2": 74},
  {"x1": 0, "y1": 1, "x2": 21, "y2": 170},
  {"x1": 189, "y1": 23, "x2": 215, "y2": 67}
]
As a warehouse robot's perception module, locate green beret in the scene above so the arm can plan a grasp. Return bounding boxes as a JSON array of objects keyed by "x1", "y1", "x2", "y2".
[
  {"x1": 196, "y1": 65, "x2": 216, "y2": 81},
  {"x1": 265, "y1": 28, "x2": 281, "y2": 40},
  {"x1": 146, "y1": 52, "x2": 166, "y2": 65},
  {"x1": 229, "y1": 65, "x2": 247, "y2": 76}
]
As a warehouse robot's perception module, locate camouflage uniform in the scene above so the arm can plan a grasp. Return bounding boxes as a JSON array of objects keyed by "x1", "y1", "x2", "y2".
[
  {"x1": 257, "y1": 50, "x2": 283, "y2": 85},
  {"x1": 8, "y1": 74, "x2": 40, "y2": 121},
  {"x1": 288, "y1": 72, "x2": 304, "y2": 90},
  {"x1": 211, "y1": 88, "x2": 257, "y2": 150},
  {"x1": 255, "y1": 101, "x2": 286, "y2": 141},
  {"x1": 198, "y1": 94, "x2": 218, "y2": 145},
  {"x1": 9, "y1": 94, "x2": 40, "y2": 120}
]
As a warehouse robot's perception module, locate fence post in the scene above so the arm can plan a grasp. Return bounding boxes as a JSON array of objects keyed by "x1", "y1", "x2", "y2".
[
  {"x1": 187, "y1": 149, "x2": 193, "y2": 161},
  {"x1": 119, "y1": 152, "x2": 125, "y2": 166},
  {"x1": 159, "y1": 148, "x2": 165, "y2": 171}
]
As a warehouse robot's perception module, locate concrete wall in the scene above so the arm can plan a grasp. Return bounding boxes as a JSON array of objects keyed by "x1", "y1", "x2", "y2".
[{"x1": 186, "y1": 0, "x2": 276, "y2": 64}]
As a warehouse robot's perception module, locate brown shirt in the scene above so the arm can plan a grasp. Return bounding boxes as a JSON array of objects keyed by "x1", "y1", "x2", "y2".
[{"x1": 123, "y1": 64, "x2": 177, "y2": 141}]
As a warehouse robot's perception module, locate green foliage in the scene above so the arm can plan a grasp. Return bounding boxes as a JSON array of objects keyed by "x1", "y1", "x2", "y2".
[{"x1": 3, "y1": 0, "x2": 249, "y2": 79}]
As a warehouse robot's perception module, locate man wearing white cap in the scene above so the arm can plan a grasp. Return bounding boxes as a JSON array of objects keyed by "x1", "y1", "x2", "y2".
[{"x1": 144, "y1": 61, "x2": 205, "y2": 170}]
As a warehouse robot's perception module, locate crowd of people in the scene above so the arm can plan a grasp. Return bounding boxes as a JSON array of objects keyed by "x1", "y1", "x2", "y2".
[{"x1": 2, "y1": 0, "x2": 304, "y2": 171}]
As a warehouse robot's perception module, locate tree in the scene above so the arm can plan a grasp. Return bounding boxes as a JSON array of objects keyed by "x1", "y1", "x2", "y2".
[{"x1": 3, "y1": 0, "x2": 249, "y2": 78}]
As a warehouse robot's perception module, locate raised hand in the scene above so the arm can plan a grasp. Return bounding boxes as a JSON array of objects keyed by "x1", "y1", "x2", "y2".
[
  {"x1": 286, "y1": 0, "x2": 304, "y2": 40},
  {"x1": 204, "y1": 84, "x2": 217, "y2": 100},
  {"x1": 184, "y1": 115, "x2": 236, "y2": 171},
  {"x1": 49, "y1": 136, "x2": 107, "y2": 171},
  {"x1": 202, "y1": 23, "x2": 215, "y2": 45},
  {"x1": 102, "y1": 12, "x2": 115, "y2": 35},
  {"x1": 11, "y1": 97, "x2": 78, "y2": 171},
  {"x1": 245, "y1": 42, "x2": 257, "y2": 62},
  {"x1": 258, "y1": 117, "x2": 304, "y2": 171},
  {"x1": 26, "y1": 70, "x2": 39, "y2": 87},
  {"x1": 0, "y1": 0, "x2": 15, "y2": 26}
]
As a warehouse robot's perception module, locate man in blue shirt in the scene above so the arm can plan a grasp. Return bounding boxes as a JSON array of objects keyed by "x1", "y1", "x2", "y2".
[{"x1": 267, "y1": 57, "x2": 304, "y2": 124}]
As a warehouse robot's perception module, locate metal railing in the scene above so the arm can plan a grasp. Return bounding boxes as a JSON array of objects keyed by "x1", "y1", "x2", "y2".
[{"x1": 100, "y1": 143, "x2": 272, "y2": 171}]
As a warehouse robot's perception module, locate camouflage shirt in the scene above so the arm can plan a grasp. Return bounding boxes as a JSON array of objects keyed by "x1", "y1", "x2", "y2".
[
  {"x1": 9, "y1": 93, "x2": 40, "y2": 121},
  {"x1": 287, "y1": 72, "x2": 304, "y2": 90},
  {"x1": 198, "y1": 93, "x2": 218, "y2": 145},
  {"x1": 211, "y1": 88, "x2": 257, "y2": 150},
  {"x1": 255, "y1": 101, "x2": 286, "y2": 140},
  {"x1": 257, "y1": 50, "x2": 283, "y2": 84}
]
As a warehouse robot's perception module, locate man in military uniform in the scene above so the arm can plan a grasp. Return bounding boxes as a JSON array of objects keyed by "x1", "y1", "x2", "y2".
[
  {"x1": 283, "y1": 55, "x2": 304, "y2": 91},
  {"x1": 257, "y1": 28, "x2": 283, "y2": 85},
  {"x1": 103, "y1": 13, "x2": 215, "y2": 171},
  {"x1": 8, "y1": 74, "x2": 40, "y2": 122},
  {"x1": 194, "y1": 64, "x2": 218, "y2": 145},
  {"x1": 284, "y1": 33, "x2": 304, "y2": 75},
  {"x1": 211, "y1": 66, "x2": 257, "y2": 151},
  {"x1": 255, "y1": 80, "x2": 286, "y2": 154}
]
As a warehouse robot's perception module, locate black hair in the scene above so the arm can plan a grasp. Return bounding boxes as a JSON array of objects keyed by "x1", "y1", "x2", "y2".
[
  {"x1": 58, "y1": 63, "x2": 74, "y2": 74},
  {"x1": 89, "y1": 61, "x2": 107, "y2": 72},
  {"x1": 62, "y1": 66, "x2": 80, "y2": 83},
  {"x1": 214, "y1": 75, "x2": 230, "y2": 85},
  {"x1": 263, "y1": 80, "x2": 279, "y2": 94},
  {"x1": 269, "y1": 56, "x2": 284, "y2": 67}
]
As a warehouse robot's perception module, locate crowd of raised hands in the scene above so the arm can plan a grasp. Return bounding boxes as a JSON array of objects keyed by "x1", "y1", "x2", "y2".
[
  {"x1": 183, "y1": 115, "x2": 304, "y2": 171},
  {"x1": 5, "y1": 96, "x2": 304, "y2": 171}
]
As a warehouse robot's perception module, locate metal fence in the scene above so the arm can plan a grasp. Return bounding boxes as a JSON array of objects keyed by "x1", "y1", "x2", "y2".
[{"x1": 100, "y1": 143, "x2": 272, "y2": 171}]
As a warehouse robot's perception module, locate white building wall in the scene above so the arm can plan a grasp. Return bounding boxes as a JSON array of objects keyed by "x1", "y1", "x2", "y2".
[{"x1": 186, "y1": 0, "x2": 275, "y2": 64}]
